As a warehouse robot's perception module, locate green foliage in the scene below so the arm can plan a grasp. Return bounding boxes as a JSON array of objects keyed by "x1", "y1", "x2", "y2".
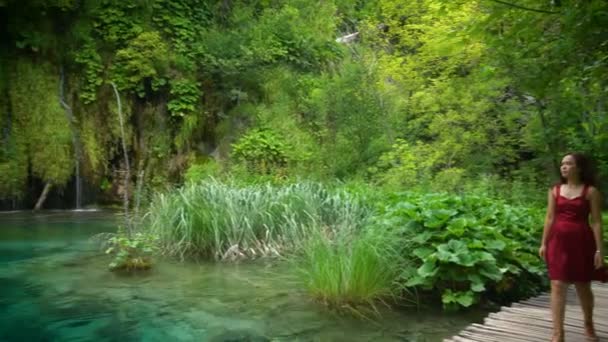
[
  {"x1": 0, "y1": 112, "x2": 26, "y2": 200},
  {"x1": 459, "y1": 174, "x2": 546, "y2": 208},
  {"x1": 373, "y1": 191, "x2": 546, "y2": 310},
  {"x1": 372, "y1": 139, "x2": 441, "y2": 188},
  {"x1": 367, "y1": 0, "x2": 521, "y2": 183},
  {"x1": 111, "y1": 31, "x2": 169, "y2": 94},
  {"x1": 8, "y1": 59, "x2": 73, "y2": 187},
  {"x1": 0, "y1": 144, "x2": 27, "y2": 199},
  {"x1": 146, "y1": 180, "x2": 369, "y2": 260},
  {"x1": 104, "y1": 227, "x2": 159, "y2": 271},
  {"x1": 79, "y1": 113, "x2": 105, "y2": 178},
  {"x1": 295, "y1": 223, "x2": 409, "y2": 312},
  {"x1": 0, "y1": 57, "x2": 27, "y2": 199},
  {"x1": 223, "y1": 67, "x2": 320, "y2": 179},
  {"x1": 169, "y1": 78, "x2": 201, "y2": 150},
  {"x1": 151, "y1": 0, "x2": 211, "y2": 58},
  {"x1": 93, "y1": 0, "x2": 145, "y2": 45},
  {"x1": 467, "y1": 0, "x2": 608, "y2": 186},
  {"x1": 168, "y1": 78, "x2": 200, "y2": 117},
  {"x1": 232, "y1": 129, "x2": 291, "y2": 174},
  {"x1": 371, "y1": 139, "x2": 546, "y2": 206},
  {"x1": 1, "y1": 0, "x2": 606, "y2": 222},
  {"x1": 245, "y1": 2, "x2": 343, "y2": 70},
  {"x1": 298, "y1": 58, "x2": 392, "y2": 178},
  {"x1": 73, "y1": 39, "x2": 103, "y2": 104},
  {"x1": 184, "y1": 158, "x2": 221, "y2": 183}
]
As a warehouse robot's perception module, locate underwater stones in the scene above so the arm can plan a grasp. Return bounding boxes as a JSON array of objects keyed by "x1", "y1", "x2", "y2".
[{"x1": 209, "y1": 330, "x2": 271, "y2": 342}]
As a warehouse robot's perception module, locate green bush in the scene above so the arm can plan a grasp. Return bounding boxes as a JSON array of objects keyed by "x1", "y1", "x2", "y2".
[
  {"x1": 373, "y1": 191, "x2": 546, "y2": 310},
  {"x1": 104, "y1": 227, "x2": 159, "y2": 271},
  {"x1": 231, "y1": 129, "x2": 291, "y2": 175},
  {"x1": 184, "y1": 158, "x2": 221, "y2": 183}
]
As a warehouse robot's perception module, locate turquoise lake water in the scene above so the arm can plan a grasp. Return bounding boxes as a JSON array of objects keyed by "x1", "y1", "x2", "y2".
[{"x1": 0, "y1": 211, "x2": 486, "y2": 341}]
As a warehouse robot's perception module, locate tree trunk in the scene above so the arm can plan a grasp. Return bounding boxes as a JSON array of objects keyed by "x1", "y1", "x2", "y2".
[{"x1": 34, "y1": 183, "x2": 52, "y2": 210}]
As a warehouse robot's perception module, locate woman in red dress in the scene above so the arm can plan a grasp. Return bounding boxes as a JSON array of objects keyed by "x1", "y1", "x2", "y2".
[{"x1": 539, "y1": 153, "x2": 606, "y2": 342}]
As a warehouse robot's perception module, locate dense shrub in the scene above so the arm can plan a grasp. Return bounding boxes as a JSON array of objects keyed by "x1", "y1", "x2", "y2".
[{"x1": 373, "y1": 191, "x2": 547, "y2": 309}]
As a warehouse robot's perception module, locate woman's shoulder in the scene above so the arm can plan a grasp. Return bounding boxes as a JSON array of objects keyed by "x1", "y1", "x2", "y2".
[
  {"x1": 548, "y1": 184, "x2": 560, "y2": 199},
  {"x1": 549, "y1": 183, "x2": 561, "y2": 192},
  {"x1": 586, "y1": 185, "x2": 600, "y2": 196}
]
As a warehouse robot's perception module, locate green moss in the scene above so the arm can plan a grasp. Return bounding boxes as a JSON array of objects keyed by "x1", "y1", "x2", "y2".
[
  {"x1": 9, "y1": 59, "x2": 73, "y2": 186},
  {"x1": 0, "y1": 54, "x2": 27, "y2": 199}
]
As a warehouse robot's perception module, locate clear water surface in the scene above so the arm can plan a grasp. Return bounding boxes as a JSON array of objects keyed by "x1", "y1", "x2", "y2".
[{"x1": 0, "y1": 211, "x2": 486, "y2": 342}]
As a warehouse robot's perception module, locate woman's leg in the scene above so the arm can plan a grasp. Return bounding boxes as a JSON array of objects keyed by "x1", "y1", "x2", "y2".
[
  {"x1": 551, "y1": 280, "x2": 568, "y2": 341},
  {"x1": 574, "y1": 282, "x2": 597, "y2": 340}
]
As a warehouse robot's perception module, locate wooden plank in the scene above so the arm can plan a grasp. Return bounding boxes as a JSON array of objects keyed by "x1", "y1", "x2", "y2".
[
  {"x1": 465, "y1": 324, "x2": 544, "y2": 342},
  {"x1": 483, "y1": 315, "x2": 591, "y2": 339},
  {"x1": 447, "y1": 282, "x2": 608, "y2": 342},
  {"x1": 451, "y1": 336, "x2": 478, "y2": 342},
  {"x1": 493, "y1": 312, "x2": 608, "y2": 334},
  {"x1": 481, "y1": 318, "x2": 551, "y2": 341},
  {"x1": 460, "y1": 330, "x2": 514, "y2": 342},
  {"x1": 499, "y1": 307, "x2": 608, "y2": 331},
  {"x1": 473, "y1": 321, "x2": 546, "y2": 341}
]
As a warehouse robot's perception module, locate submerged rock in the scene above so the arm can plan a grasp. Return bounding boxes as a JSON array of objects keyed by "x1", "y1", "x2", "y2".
[{"x1": 209, "y1": 330, "x2": 271, "y2": 342}]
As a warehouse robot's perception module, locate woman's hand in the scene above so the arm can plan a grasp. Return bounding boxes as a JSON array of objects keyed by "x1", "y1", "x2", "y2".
[
  {"x1": 539, "y1": 244, "x2": 546, "y2": 259},
  {"x1": 594, "y1": 250, "x2": 604, "y2": 269}
]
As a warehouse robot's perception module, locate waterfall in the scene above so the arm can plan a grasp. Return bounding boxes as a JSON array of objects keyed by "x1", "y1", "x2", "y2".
[
  {"x1": 110, "y1": 82, "x2": 132, "y2": 234},
  {"x1": 59, "y1": 66, "x2": 82, "y2": 209}
]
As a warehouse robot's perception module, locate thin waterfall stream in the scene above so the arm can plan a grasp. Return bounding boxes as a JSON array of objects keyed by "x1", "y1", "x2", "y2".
[{"x1": 59, "y1": 66, "x2": 82, "y2": 209}]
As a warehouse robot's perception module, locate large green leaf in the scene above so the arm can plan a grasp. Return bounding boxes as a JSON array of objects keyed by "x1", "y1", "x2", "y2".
[
  {"x1": 413, "y1": 247, "x2": 435, "y2": 260},
  {"x1": 412, "y1": 231, "x2": 433, "y2": 244},
  {"x1": 417, "y1": 260, "x2": 439, "y2": 278},
  {"x1": 456, "y1": 291, "x2": 475, "y2": 307},
  {"x1": 423, "y1": 209, "x2": 458, "y2": 228},
  {"x1": 485, "y1": 239, "x2": 506, "y2": 251},
  {"x1": 442, "y1": 289, "x2": 475, "y2": 308}
]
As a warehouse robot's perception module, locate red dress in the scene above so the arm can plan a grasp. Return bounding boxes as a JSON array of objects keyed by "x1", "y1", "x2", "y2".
[{"x1": 546, "y1": 184, "x2": 607, "y2": 282}]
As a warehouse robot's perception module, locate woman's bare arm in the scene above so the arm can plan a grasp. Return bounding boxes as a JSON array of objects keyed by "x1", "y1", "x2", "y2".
[
  {"x1": 589, "y1": 187, "x2": 604, "y2": 257},
  {"x1": 540, "y1": 187, "x2": 556, "y2": 249}
]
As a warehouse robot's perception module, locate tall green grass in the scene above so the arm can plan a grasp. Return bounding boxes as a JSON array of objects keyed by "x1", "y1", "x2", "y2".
[
  {"x1": 145, "y1": 179, "x2": 407, "y2": 311},
  {"x1": 294, "y1": 225, "x2": 410, "y2": 313},
  {"x1": 145, "y1": 179, "x2": 369, "y2": 260}
]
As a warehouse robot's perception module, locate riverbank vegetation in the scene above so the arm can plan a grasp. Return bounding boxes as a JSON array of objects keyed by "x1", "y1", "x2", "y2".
[
  {"x1": 135, "y1": 179, "x2": 548, "y2": 312},
  {"x1": 1, "y1": 0, "x2": 607, "y2": 313}
]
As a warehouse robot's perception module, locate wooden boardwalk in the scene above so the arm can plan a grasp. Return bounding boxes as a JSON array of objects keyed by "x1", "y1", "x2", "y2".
[{"x1": 445, "y1": 282, "x2": 608, "y2": 342}]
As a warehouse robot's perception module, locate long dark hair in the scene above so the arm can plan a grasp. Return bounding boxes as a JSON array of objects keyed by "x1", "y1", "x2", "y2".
[{"x1": 559, "y1": 152, "x2": 598, "y2": 187}]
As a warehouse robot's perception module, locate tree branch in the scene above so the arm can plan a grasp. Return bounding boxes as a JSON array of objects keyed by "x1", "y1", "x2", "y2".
[
  {"x1": 488, "y1": 0, "x2": 561, "y2": 14},
  {"x1": 34, "y1": 183, "x2": 52, "y2": 210}
]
